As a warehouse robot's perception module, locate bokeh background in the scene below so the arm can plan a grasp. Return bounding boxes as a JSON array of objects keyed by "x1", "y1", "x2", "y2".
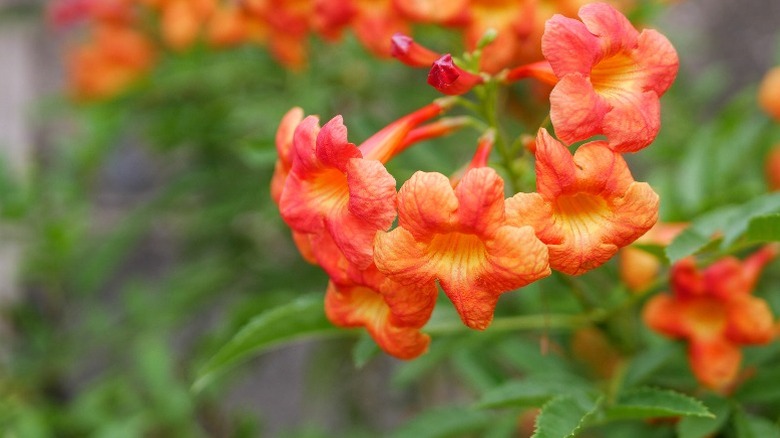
[{"x1": 0, "y1": 0, "x2": 779, "y2": 436}]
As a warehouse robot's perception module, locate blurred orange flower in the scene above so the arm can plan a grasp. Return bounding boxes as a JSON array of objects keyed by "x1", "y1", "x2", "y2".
[
  {"x1": 758, "y1": 66, "x2": 780, "y2": 122},
  {"x1": 643, "y1": 246, "x2": 778, "y2": 390},
  {"x1": 66, "y1": 24, "x2": 155, "y2": 100}
]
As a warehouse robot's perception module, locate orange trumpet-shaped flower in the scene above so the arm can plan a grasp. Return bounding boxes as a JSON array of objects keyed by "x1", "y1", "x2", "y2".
[
  {"x1": 374, "y1": 167, "x2": 550, "y2": 330},
  {"x1": 506, "y1": 129, "x2": 659, "y2": 275},
  {"x1": 542, "y1": 2, "x2": 678, "y2": 152},
  {"x1": 325, "y1": 268, "x2": 432, "y2": 360},
  {"x1": 278, "y1": 102, "x2": 449, "y2": 270},
  {"x1": 643, "y1": 246, "x2": 778, "y2": 390}
]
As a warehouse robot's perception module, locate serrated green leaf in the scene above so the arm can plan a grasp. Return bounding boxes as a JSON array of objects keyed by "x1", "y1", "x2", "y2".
[
  {"x1": 605, "y1": 387, "x2": 713, "y2": 420},
  {"x1": 352, "y1": 332, "x2": 380, "y2": 369},
  {"x1": 746, "y1": 214, "x2": 780, "y2": 242},
  {"x1": 676, "y1": 395, "x2": 730, "y2": 438},
  {"x1": 476, "y1": 374, "x2": 592, "y2": 409},
  {"x1": 390, "y1": 406, "x2": 491, "y2": 438},
  {"x1": 193, "y1": 294, "x2": 341, "y2": 392},
  {"x1": 531, "y1": 394, "x2": 599, "y2": 438}
]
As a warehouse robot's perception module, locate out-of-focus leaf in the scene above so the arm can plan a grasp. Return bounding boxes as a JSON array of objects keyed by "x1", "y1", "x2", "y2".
[
  {"x1": 745, "y1": 214, "x2": 780, "y2": 242},
  {"x1": 390, "y1": 406, "x2": 491, "y2": 438},
  {"x1": 351, "y1": 332, "x2": 380, "y2": 369},
  {"x1": 476, "y1": 374, "x2": 592, "y2": 409},
  {"x1": 622, "y1": 342, "x2": 681, "y2": 387},
  {"x1": 531, "y1": 394, "x2": 599, "y2": 438},
  {"x1": 193, "y1": 294, "x2": 341, "y2": 392},
  {"x1": 676, "y1": 395, "x2": 730, "y2": 438},
  {"x1": 734, "y1": 367, "x2": 780, "y2": 403},
  {"x1": 666, "y1": 193, "x2": 780, "y2": 262},
  {"x1": 452, "y1": 349, "x2": 500, "y2": 392},
  {"x1": 721, "y1": 194, "x2": 780, "y2": 247},
  {"x1": 605, "y1": 387, "x2": 713, "y2": 420},
  {"x1": 732, "y1": 407, "x2": 780, "y2": 438}
]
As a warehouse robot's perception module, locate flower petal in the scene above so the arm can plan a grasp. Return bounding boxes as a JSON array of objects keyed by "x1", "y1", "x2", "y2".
[
  {"x1": 636, "y1": 29, "x2": 679, "y2": 96},
  {"x1": 578, "y1": 2, "x2": 638, "y2": 56},
  {"x1": 602, "y1": 90, "x2": 661, "y2": 152},
  {"x1": 455, "y1": 167, "x2": 505, "y2": 237},
  {"x1": 725, "y1": 294, "x2": 775, "y2": 345},
  {"x1": 542, "y1": 14, "x2": 600, "y2": 77},
  {"x1": 325, "y1": 281, "x2": 430, "y2": 359},
  {"x1": 534, "y1": 129, "x2": 577, "y2": 197},
  {"x1": 549, "y1": 74, "x2": 609, "y2": 146},
  {"x1": 397, "y1": 171, "x2": 458, "y2": 240},
  {"x1": 688, "y1": 339, "x2": 742, "y2": 390},
  {"x1": 316, "y1": 116, "x2": 362, "y2": 173}
]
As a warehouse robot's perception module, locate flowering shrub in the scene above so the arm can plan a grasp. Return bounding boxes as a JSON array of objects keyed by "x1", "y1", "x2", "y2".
[{"x1": 5, "y1": 0, "x2": 780, "y2": 436}]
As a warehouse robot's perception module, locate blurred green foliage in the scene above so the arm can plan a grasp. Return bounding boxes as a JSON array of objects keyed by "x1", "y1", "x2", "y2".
[{"x1": 1, "y1": 4, "x2": 780, "y2": 437}]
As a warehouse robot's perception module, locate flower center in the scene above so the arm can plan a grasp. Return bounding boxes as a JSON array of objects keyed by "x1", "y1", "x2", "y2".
[
  {"x1": 427, "y1": 232, "x2": 487, "y2": 275},
  {"x1": 554, "y1": 192, "x2": 610, "y2": 237},
  {"x1": 684, "y1": 298, "x2": 727, "y2": 340},
  {"x1": 590, "y1": 53, "x2": 640, "y2": 97},
  {"x1": 312, "y1": 168, "x2": 350, "y2": 213}
]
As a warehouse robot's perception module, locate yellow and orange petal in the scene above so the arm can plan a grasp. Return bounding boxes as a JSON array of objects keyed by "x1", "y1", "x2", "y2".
[
  {"x1": 325, "y1": 280, "x2": 430, "y2": 359},
  {"x1": 506, "y1": 129, "x2": 658, "y2": 275},
  {"x1": 374, "y1": 168, "x2": 550, "y2": 330},
  {"x1": 542, "y1": 2, "x2": 678, "y2": 152},
  {"x1": 758, "y1": 67, "x2": 780, "y2": 122}
]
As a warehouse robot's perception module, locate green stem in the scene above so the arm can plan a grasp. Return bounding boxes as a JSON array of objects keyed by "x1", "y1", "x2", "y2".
[{"x1": 424, "y1": 312, "x2": 593, "y2": 335}]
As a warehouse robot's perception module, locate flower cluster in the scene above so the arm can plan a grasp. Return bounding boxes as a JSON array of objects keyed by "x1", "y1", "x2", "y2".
[
  {"x1": 53, "y1": 0, "x2": 641, "y2": 100},
  {"x1": 272, "y1": 3, "x2": 678, "y2": 359},
  {"x1": 643, "y1": 246, "x2": 778, "y2": 391}
]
